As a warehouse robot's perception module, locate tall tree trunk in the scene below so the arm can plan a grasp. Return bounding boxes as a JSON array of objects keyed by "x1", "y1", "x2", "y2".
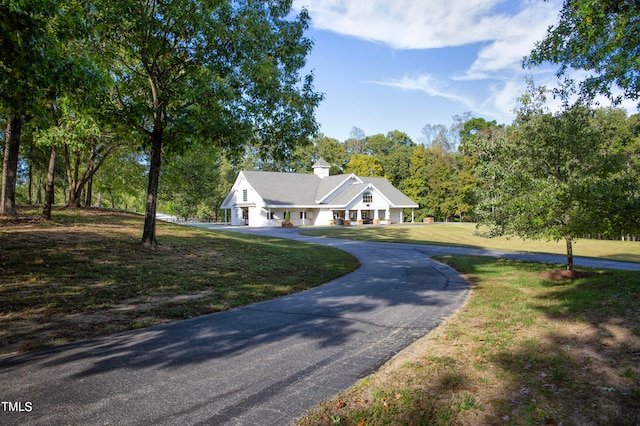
[
  {"x1": 85, "y1": 175, "x2": 93, "y2": 207},
  {"x1": 28, "y1": 162, "x2": 33, "y2": 204},
  {"x1": 36, "y1": 171, "x2": 43, "y2": 204},
  {"x1": 565, "y1": 236, "x2": 574, "y2": 272},
  {"x1": 1, "y1": 115, "x2": 23, "y2": 216},
  {"x1": 65, "y1": 145, "x2": 110, "y2": 208},
  {"x1": 42, "y1": 145, "x2": 58, "y2": 220},
  {"x1": 64, "y1": 143, "x2": 82, "y2": 207},
  {"x1": 141, "y1": 129, "x2": 163, "y2": 246}
]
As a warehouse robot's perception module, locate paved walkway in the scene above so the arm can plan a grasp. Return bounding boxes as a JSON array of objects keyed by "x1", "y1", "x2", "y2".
[{"x1": 1, "y1": 225, "x2": 638, "y2": 426}]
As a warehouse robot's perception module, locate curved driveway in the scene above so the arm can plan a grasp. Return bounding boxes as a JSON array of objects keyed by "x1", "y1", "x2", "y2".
[{"x1": 1, "y1": 226, "x2": 638, "y2": 426}]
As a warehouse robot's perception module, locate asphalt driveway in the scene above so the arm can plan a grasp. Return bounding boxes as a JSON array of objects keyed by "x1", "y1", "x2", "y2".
[
  {"x1": 1, "y1": 226, "x2": 638, "y2": 425},
  {"x1": 1, "y1": 229, "x2": 472, "y2": 425}
]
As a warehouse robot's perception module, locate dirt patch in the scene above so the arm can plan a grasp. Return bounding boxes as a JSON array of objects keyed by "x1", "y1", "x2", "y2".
[
  {"x1": 0, "y1": 214, "x2": 47, "y2": 226},
  {"x1": 540, "y1": 269, "x2": 599, "y2": 280}
]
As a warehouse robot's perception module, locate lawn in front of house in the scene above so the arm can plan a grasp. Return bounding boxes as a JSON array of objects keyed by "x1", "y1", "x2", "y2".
[
  {"x1": 303, "y1": 223, "x2": 640, "y2": 263},
  {"x1": 0, "y1": 207, "x2": 359, "y2": 354},
  {"x1": 298, "y1": 255, "x2": 640, "y2": 425}
]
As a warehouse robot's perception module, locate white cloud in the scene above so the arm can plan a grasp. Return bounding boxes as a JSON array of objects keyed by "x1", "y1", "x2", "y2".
[
  {"x1": 294, "y1": 0, "x2": 560, "y2": 51},
  {"x1": 462, "y1": 3, "x2": 561, "y2": 80},
  {"x1": 293, "y1": 0, "x2": 639, "y2": 135},
  {"x1": 293, "y1": 0, "x2": 504, "y2": 48},
  {"x1": 372, "y1": 74, "x2": 473, "y2": 107}
]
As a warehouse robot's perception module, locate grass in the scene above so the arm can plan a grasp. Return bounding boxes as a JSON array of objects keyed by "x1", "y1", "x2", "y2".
[
  {"x1": 0, "y1": 206, "x2": 359, "y2": 354},
  {"x1": 298, "y1": 256, "x2": 640, "y2": 425},
  {"x1": 302, "y1": 223, "x2": 640, "y2": 263}
]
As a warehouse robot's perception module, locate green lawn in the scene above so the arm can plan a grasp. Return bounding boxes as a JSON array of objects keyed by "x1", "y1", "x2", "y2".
[
  {"x1": 303, "y1": 223, "x2": 640, "y2": 263},
  {"x1": 0, "y1": 207, "x2": 359, "y2": 354},
  {"x1": 299, "y1": 255, "x2": 640, "y2": 425}
]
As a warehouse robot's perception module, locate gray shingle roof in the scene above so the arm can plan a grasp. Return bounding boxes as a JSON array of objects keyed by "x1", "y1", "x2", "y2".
[
  {"x1": 239, "y1": 171, "x2": 418, "y2": 208},
  {"x1": 241, "y1": 171, "x2": 320, "y2": 206},
  {"x1": 312, "y1": 158, "x2": 330, "y2": 168}
]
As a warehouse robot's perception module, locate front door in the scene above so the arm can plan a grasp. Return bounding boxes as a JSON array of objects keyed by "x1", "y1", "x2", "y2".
[{"x1": 242, "y1": 207, "x2": 249, "y2": 226}]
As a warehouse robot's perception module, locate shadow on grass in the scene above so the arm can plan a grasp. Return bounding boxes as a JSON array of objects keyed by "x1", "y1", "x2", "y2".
[
  {"x1": 298, "y1": 256, "x2": 639, "y2": 425},
  {"x1": 0, "y1": 214, "x2": 359, "y2": 354},
  {"x1": 443, "y1": 256, "x2": 640, "y2": 425}
]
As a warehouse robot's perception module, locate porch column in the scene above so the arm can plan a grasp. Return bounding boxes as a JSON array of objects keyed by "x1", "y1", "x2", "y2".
[{"x1": 411, "y1": 208, "x2": 415, "y2": 223}]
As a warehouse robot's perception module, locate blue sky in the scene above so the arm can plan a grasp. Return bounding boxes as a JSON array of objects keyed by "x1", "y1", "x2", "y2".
[{"x1": 291, "y1": 0, "x2": 637, "y2": 143}]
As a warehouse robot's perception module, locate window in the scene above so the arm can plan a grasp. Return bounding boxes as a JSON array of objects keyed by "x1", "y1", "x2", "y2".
[
  {"x1": 363, "y1": 191, "x2": 373, "y2": 203},
  {"x1": 268, "y1": 212, "x2": 275, "y2": 219},
  {"x1": 300, "y1": 212, "x2": 307, "y2": 219},
  {"x1": 242, "y1": 189, "x2": 248, "y2": 202}
]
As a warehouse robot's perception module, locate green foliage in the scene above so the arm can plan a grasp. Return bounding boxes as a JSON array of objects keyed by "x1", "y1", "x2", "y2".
[
  {"x1": 401, "y1": 143, "x2": 478, "y2": 222},
  {"x1": 0, "y1": 0, "x2": 95, "y2": 114},
  {"x1": 290, "y1": 134, "x2": 348, "y2": 174},
  {"x1": 365, "y1": 130, "x2": 415, "y2": 187},
  {"x1": 97, "y1": 0, "x2": 321, "y2": 155},
  {"x1": 92, "y1": 147, "x2": 147, "y2": 211},
  {"x1": 160, "y1": 144, "x2": 228, "y2": 221},
  {"x1": 92, "y1": 0, "x2": 322, "y2": 243},
  {"x1": 526, "y1": 0, "x2": 640, "y2": 104},
  {"x1": 344, "y1": 154, "x2": 383, "y2": 177},
  {"x1": 467, "y1": 87, "x2": 639, "y2": 268}
]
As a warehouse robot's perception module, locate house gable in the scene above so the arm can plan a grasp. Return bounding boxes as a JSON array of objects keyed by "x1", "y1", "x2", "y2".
[
  {"x1": 316, "y1": 174, "x2": 362, "y2": 204},
  {"x1": 220, "y1": 171, "x2": 263, "y2": 209}
]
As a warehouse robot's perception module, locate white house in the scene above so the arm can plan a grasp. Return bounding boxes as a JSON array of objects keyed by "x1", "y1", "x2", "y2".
[{"x1": 220, "y1": 159, "x2": 419, "y2": 227}]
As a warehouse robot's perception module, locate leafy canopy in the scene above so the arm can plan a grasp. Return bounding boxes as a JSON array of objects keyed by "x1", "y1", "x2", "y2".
[
  {"x1": 466, "y1": 87, "x2": 633, "y2": 269},
  {"x1": 526, "y1": 0, "x2": 640, "y2": 104}
]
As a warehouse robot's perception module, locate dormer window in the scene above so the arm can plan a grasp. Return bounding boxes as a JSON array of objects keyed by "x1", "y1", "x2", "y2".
[{"x1": 363, "y1": 191, "x2": 372, "y2": 203}]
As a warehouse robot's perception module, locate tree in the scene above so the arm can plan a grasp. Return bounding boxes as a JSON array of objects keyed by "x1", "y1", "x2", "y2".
[
  {"x1": 92, "y1": 147, "x2": 147, "y2": 211},
  {"x1": 34, "y1": 97, "x2": 122, "y2": 209},
  {"x1": 345, "y1": 126, "x2": 367, "y2": 155},
  {"x1": 459, "y1": 117, "x2": 500, "y2": 148},
  {"x1": 526, "y1": 0, "x2": 640, "y2": 104},
  {"x1": 420, "y1": 124, "x2": 450, "y2": 150},
  {"x1": 1, "y1": 0, "x2": 94, "y2": 215},
  {"x1": 423, "y1": 147, "x2": 475, "y2": 222},
  {"x1": 591, "y1": 108, "x2": 640, "y2": 239},
  {"x1": 469, "y1": 88, "x2": 631, "y2": 271},
  {"x1": 160, "y1": 144, "x2": 224, "y2": 221},
  {"x1": 290, "y1": 134, "x2": 347, "y2": 174},
  {"x1": 420, "y1": 116, "x2": 471, "y2": 153},
  {"x1": 344, "y1": 154, "x2": 383, "y2": 177},
  {"x1": 365, "y1": 130, "x2": 415, "y2": 187},
  {"x1": 97, "y1": 0, "x2": 322, "y2": 245},
  {"x1": 401, "y1": 145, "x2": 430, "y2": 220}
]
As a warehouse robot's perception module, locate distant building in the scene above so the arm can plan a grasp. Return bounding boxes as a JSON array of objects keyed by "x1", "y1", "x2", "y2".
[{"x1": 220, "y1": 158, "x2": 418, "y2": 226}]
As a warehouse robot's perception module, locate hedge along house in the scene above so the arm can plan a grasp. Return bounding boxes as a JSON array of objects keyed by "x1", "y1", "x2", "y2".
[{"x1": 220, "y1": 159, "x2": 418, "y2": 227}]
